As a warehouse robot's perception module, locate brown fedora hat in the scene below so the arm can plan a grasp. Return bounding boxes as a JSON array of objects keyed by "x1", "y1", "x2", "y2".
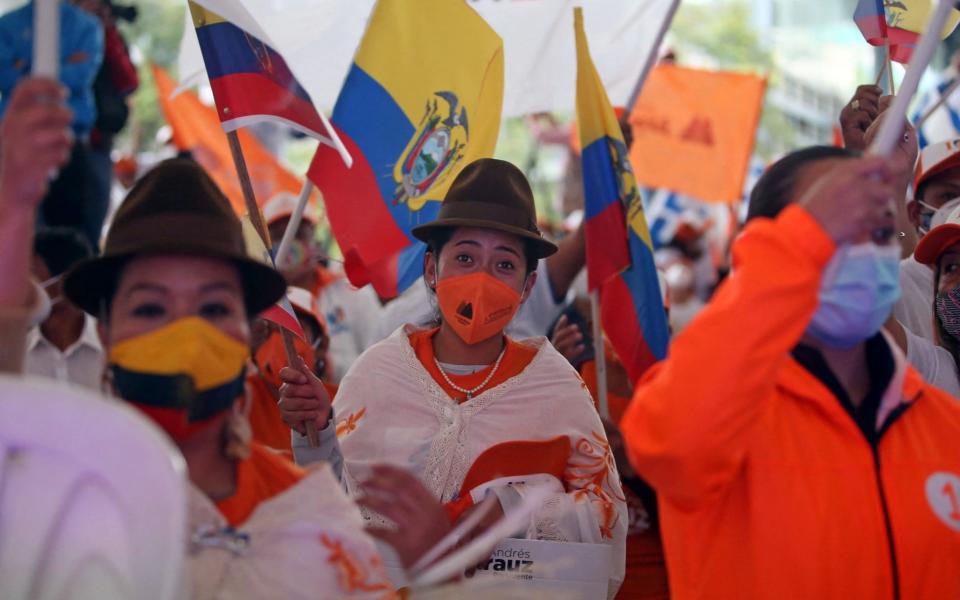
[
  {"x1": 411, "y1": 158, "x2": 558, "y2": 258},
  {"x1": 64, "y1": 158, "x2": 286, "y2": 316}
]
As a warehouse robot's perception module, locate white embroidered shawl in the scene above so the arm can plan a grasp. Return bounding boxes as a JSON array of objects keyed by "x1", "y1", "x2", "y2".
[{"x1": 334, "y1": 326, "x2": 627, "y2": 595}]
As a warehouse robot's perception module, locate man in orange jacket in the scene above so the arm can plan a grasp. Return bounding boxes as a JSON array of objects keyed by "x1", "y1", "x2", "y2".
[{"x1": 621, "y1": 146, "x2": 960, "y2": 599}]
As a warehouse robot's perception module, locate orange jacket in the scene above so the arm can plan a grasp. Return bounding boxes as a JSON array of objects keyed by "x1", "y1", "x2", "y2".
[{"x1": 622, "y1": 205, "x2": 960, "y2": 599}]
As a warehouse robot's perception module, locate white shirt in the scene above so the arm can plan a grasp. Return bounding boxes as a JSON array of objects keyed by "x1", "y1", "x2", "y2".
[
  {"x1": 373, "y1": 260, "x2": 567, "y2": 342},
  {"x1": 314, "y1": 278, "x2": 382, "y2": 383},
  {"x1": 894, "y1": 257, "x2": 935, "y2": 341},
  {"x1": 24, "y1": 315, "x2": 104, "y2": 391},
  {"x1": 904, "y1": 327, "x2": 960, "y2": 397}
]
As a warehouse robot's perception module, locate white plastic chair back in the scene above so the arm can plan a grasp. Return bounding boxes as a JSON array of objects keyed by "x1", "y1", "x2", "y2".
[{"x1": 0, "y1": 375, "x2": 186, "y2": 600}]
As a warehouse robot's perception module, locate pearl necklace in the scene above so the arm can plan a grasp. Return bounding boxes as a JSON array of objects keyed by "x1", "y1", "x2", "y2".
[{"x1": 433, "y1": 348, "x2": 506, "y2": 401}]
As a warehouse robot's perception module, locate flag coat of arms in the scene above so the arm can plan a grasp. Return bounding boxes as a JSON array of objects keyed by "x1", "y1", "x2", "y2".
[
  {"x1": 575, "y1": 7, "x2": 668, "y2": 383},
  {"x1": 307, "y1": 0, "x2": 504, "y2": 299}
]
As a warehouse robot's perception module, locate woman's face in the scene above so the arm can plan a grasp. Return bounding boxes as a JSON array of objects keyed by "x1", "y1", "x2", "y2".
[
  {"x1": 938, "y1": 242, "x2": 960, "y2": 295},
  {"x1": 104, "y1": 255, "x2": 249, "y2": 346},
  {"x1": 426, "y1": 227, "x2": 536, "y2": 298}
]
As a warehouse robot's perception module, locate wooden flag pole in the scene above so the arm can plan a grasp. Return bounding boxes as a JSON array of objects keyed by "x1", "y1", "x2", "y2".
[
  {"x1": 623, "y1": 0, "x2": 682, "y2": 120},
  {"x1": 227, "y1": 131, "x2": 321, "y2": 447},
  {"x1": 885, "y1": 40, "x2": 896, "y2": 95},
  {"x1": 870, "y1": 0, "x2": 955, "y2": 156},
  {"x1": 874, "y1": 58, "x2": 888, "y2": 87},
  {"x1": 590, "y1": 289, "x2": 609, "y2": 420},
  {"x1": 274, "y1": 180, "x2": 314, "y2": 267},
  {"x1": 917, "y1": 76, "x2": 960, "y2": 128}
]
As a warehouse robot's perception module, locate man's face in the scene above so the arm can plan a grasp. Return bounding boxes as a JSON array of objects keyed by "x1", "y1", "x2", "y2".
[{"x1": 911, "y1": 167, "x2": 960, "y2": 233}]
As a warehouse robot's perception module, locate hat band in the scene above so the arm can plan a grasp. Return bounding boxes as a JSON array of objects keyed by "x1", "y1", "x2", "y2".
[{"x1": 436, "y1": 200, "x2": 536, "y2": 233}]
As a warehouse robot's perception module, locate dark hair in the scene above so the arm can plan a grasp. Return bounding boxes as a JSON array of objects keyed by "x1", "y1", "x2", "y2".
[
  {"x1": 746, "y1": 146, "x2": 858, "y2": 222},
  {"x1": 424, "y1": 227, "x2": 539, "y2": 275},
  {"x1": 34, "y1": 227, "x2": 94, "y2": 276}
]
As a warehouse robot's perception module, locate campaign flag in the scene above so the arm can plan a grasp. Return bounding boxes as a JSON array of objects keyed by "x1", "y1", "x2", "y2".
[
  {"x1": 307, "y1": 0, "x2": 503, "y2": 299},
  {"x1": 628, "y1": 65, "x2": 766, "y2": 203},
  {"x1": 152, "y1": 65, "x2": 304, "y2": 215},
  {"x1": 853, "y1": 0, "x2": 960, "y2": 64},
  {"x1": 187, "y1": 1, "x2": 338, "y2": 149},
  {"x1": 240, "y1": 215, "x2": 305, "y2": 339},
  {"x1": 575, "y1": 8, "x2": 668, "y2": 382}
]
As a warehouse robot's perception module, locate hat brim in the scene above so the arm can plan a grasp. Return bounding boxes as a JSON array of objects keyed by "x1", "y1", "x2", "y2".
[
  {"x1": 411, "y1": 218, "x2": 558, "y2": 259},
  {"x1": 915, "y1": 223, "x2": 960, "y2": 265},
  {"x1": 64, "y1": 250, "x2": 287, "y2": 318}
]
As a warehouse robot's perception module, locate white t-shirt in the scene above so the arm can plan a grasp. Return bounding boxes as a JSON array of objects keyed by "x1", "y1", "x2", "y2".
[
  {"x1": 373, "y1": 260, "x2": 567, "y2": 342},
  {"x1": 314, "y1": 279, "x2": 382, "y2": 383},
  {"x1": 894, "y1": 257, "x2": 935, "y2": 341},
  {"x1": 904, "y1": 327, "x2": 960, "y2": 397}
]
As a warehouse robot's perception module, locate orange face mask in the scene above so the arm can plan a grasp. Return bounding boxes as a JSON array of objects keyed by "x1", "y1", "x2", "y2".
[
  {"x1": 253, "y1": 330, "x2": 316, "y2": 389},
  {"x1": 436, "y1": 272, "x2": 522, "y2": 345}
]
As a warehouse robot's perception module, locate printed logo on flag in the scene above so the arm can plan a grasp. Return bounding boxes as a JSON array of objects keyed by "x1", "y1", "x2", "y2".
[
  {"x1": 393, "y1": 91, "x2": 469, "y2": 211},
  {"x1": 608, "y1": 137, "x2": 639, "y2": 209}
]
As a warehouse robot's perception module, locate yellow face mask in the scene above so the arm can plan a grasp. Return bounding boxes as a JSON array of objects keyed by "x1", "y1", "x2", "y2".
[{"x1": 109, "y1": 317, "x2": 250, "y2": 431}]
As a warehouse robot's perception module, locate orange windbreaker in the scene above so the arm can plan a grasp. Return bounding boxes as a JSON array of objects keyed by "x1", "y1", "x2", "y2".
[{"x1": 622, "y1": 205, "x2": 960, "y2": 599}]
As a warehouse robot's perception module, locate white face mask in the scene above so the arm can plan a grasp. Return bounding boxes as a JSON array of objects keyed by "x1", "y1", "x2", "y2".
[{"x1": 919, "y1": 197, "x2": 960, "y2": 235}]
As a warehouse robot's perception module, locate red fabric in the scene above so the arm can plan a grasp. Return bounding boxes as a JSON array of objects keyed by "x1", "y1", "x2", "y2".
[{"x1": 102, "y1": 23, "x2": 138, "y2": 96}]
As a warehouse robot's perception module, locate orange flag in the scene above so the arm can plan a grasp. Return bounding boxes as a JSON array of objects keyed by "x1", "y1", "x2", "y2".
[
  {"x1": 628, "y1": 65, "x2": 766, "y2": 203},
  {"x1": 152, "y1": 65, "x2": 305, "y2": 215}
]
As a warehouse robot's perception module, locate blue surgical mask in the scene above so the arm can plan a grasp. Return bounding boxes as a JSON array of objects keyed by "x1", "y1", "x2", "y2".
[{"x1": 806, "y1": 242, "x2": 901, "y2": 349}]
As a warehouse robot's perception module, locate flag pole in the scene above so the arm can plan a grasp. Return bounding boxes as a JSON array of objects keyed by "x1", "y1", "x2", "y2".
[
  {"x1": 274, "y1": 180, "x2": 314, "y2": 267},
  {"x1": 623, "y1": 0, "x2": 681, "y2": 120},
  {"x1": 869, "y1": 0, "x2": 954, "y2": 156},
  {"x1": 917, "y1": 77, "x2": 960, "y2": 128},
  {"x1": 33, "y1": 0, "x2": 59, "y2": 78},
  {"x1": 226, "y1": 131, "x2": 321, "y2": 447},
  {"x1": 885, "y1": 41, "x2": 896, "y2": 95},
  {"x1": 590, "y1": 289, "x2": 609, "y2": 420},
  {"x1": 874, "y1": 58, "x2": 888, "y2": 87}
]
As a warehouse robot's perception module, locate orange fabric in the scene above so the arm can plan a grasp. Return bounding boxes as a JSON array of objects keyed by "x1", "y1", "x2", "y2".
[
  {"x1": 215, "y1": 443, "x2": 305, "y2": 527},
  {"x1": 247, "y1": 374, "x2": 293, "y2": 457},
  {"x1": 311, "y1": 265, "x2": 342, "y2": 297},
  {"x1": 248, "y1": 373, "x2": 337, "y2": 458},
  {"x1": 580, "y1": 358, "x2": 633, "y2": 425},
  {"x1": 409, "y1": 328, "x2": 538, "y2": 404},
  {"x1": 622, "y1": 204, "x2": 960, "y2": 599},
  {"x1": 152, "y1": 66, "x2": 313, "y2": 216},
  {"x1": 445, "y1": 437, "x2": 571, "y2": 522},
  {"x1": 627, "y1": 65, "x2": 766, "y2": 203}
]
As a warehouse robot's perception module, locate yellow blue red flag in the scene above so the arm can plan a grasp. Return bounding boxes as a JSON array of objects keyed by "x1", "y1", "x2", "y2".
[
  {"x1": 854, "y1": 0, "x2": 960, "y2": 63},
  {"x1": 575, "y1": 7, "x2": 668, "y2": 382},
  {"x1": 188, "y1": 1, "x2": 333, "y2": 143},
  {"x1": 307, "y1": 0, "x2": 504, "y2": 298}
]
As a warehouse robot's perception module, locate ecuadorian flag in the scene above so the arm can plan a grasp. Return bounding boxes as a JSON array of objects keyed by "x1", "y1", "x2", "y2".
[
  {"x1": 854, "y1": 0, "x2": 960, "y2": 64},
  {"x1": 188, "y1": 1, "x2": 335, "y2": 145},
  {"x1": 307, "y1": 0, "x2": 504, "y2": 299},
  {"x1": 575, "y1": 7, "x2": 668, "y2": 383}
]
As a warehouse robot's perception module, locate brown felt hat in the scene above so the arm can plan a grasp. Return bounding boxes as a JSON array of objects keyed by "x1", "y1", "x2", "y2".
[
  {"x1": 411, "y1": 158, "x2": 558, "y2": 258},
  {"x1": 63, "y1": 158, "x2": 286, "y2": 316}
]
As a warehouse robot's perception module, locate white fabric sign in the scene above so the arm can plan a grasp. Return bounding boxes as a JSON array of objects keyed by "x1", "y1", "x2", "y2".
[{"x1": 181, "y1": 0, "x2": 674, "y2": 117}]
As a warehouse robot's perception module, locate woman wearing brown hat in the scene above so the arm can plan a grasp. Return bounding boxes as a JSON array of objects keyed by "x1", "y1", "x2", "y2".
[
  {"x1": 61, "y1": 158, "x2": 403, "y2": 598},
  {"x1": 285, "y1": 158, "x2": 627, "y2": 596}
]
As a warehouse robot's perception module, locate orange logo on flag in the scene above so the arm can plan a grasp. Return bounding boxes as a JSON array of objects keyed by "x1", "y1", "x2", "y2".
[{"x1": 628, "y1": 65, "x2": 766, "y2": 203}]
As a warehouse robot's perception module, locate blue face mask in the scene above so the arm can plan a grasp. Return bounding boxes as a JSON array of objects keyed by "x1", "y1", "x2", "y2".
[{"x1": 806, "y1": 242, "x2": 901, "y2": 349}]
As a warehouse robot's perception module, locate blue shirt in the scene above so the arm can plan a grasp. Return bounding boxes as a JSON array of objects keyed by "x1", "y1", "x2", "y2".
[{"x1": 0, "y1": 2, "x2": 103, "y2": 136}]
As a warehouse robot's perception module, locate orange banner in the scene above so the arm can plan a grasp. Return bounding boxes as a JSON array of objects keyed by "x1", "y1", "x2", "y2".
[
  {"x1": 152, "y1": 65, "x2": 305, "y2": 215},
  {"x1": 628, "y1": 65, "x2": 766, "y2": 203}
]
